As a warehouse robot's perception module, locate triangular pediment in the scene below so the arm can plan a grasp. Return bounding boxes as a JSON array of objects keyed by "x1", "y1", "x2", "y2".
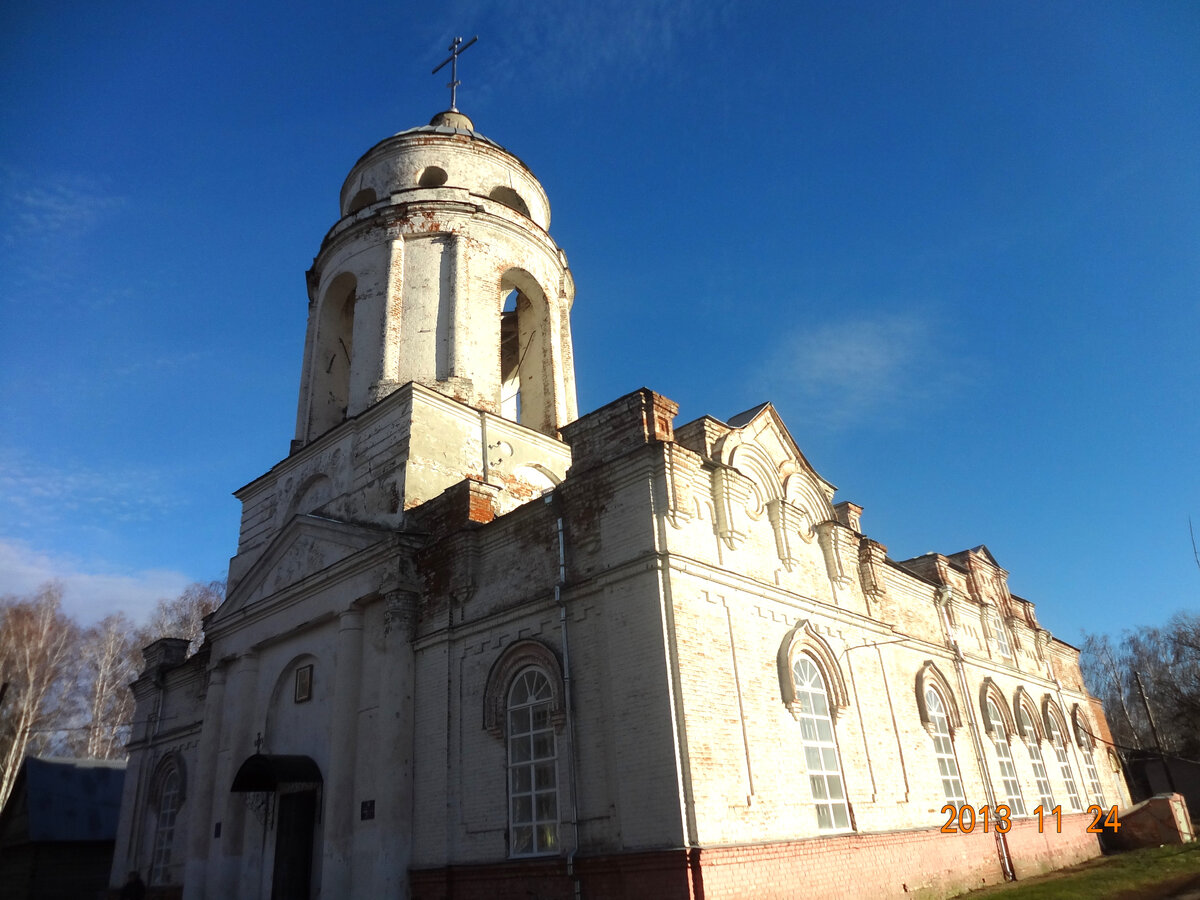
[
  {"x1": 218, "y1": 515, "x2": 393, "y2": 619},
  {"x1": 713, "y1": 402, "x2": 837, "y2": 522}
]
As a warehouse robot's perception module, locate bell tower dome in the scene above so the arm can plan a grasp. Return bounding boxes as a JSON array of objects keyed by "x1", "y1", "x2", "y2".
[{"x1": 294, "y1": 110, "x2": 577, "y2": 445}]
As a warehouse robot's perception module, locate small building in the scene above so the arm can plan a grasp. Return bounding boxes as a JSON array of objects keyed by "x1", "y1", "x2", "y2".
[
  {"x1": 0, "y1": 756, "x2": 126, "y2": 900},
  {"x1": 110, "y1": 106, "x2": 1131, "y2": 900}
]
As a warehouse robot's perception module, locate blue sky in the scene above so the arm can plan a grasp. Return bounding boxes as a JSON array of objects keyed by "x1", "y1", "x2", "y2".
[{"x1": 1, "y1": 1, "x2": 1196, "y2": 646}]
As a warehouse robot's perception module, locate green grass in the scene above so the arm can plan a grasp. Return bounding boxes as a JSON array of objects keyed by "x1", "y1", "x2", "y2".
[{"x1": 963, "y1": 842, "x2": 1200, "y2": 899}]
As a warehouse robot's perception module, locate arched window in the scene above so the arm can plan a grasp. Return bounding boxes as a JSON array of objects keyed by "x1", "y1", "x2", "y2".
[
  {"x1": 497, "y1": 269, "x2": 556, "y2": 436},
  {"x1": 989, "y1": 612, "x2": 1012, "y2": 659},
  {"x1": 1017, "y1": 706, "x2": 1054, "y2": 811},
  {"x1": 925, "y1": 687, "x2": 967, "y2": 808},
  {"x1": 985, "y1": 697, "x2": 1026, "y2": 816},
  {"x1": 309, "y1": 272, "x2": 357, "y2": 439},
  {"x1": 507, "y1": 668, "x2": 558, "y2": 856},
  {"x1": 1045, "y1": 711, "x2": 1083, "y2": 812},
  {"x1": 490, "y1": 185, "x2": 531, "y2": 218},
  {"x1": 1073, "y1": 708, "x2": 1106, "y2": 806},
  {"x1": 793, "y1": 656, "x2": 850, "y2": 831},
  {"x1": 151, "y1": 768, "x2": 181, "y2": 885}
]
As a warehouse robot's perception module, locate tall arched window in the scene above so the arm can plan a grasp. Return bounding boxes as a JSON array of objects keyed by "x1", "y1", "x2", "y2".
[
  {"x1": 1073, "y1": 707, "x2": 1106, "y2": 806},
  {"x1": 1017, "y1": 707, "x2": 1054, "y2": 811},
  {"x1": 507, "y1": 668, "x2": 558, "y2": 856},
  {"x1": 925, "y1": 687, "x2": 967, "y2": 808},
  {"x1": 1045, "y1": 714, "x2": 1083, "y2": 812},
  {"x1": 793, "y1": 656, "x2": 850, "y2": 831},
  {"x1": 985, "y1": 698, "x2": 1026, "y2": 816},
  {"x1": 1083, "y1": 747, "x2": 1105, "y2": 806},
  {"x1": 151, "y1": 769, "x2": 181, "y2": 885}
]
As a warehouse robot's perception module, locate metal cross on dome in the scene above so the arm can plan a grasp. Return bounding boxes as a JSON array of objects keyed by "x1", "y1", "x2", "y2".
[{"x1": 432, "y1": 35, "x2": 479, "y2": 112}]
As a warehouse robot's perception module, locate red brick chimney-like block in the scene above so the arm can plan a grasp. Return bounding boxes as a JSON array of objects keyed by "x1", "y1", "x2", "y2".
[{"x1": 560, "y1": 388, "x2": 679, "y2": 474}]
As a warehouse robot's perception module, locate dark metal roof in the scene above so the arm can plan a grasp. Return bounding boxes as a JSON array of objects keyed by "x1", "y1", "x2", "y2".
[
  {"x1": 231, "y1": 754, "x2": 323, "y2": 792},
  {"x1": 10, "y1": 757, "x2": 126, "y2": 842}
]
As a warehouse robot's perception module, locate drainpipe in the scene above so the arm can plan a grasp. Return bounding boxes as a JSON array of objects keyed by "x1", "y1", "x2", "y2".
[
  {"x1": 938, "y1": 587, "x2": 1015, "y2": 882},
  {"x1": 549, "y1": 496, "x2": 582, "y2": 900}
]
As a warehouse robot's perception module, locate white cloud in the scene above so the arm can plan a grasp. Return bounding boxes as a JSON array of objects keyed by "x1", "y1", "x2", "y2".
[
  {"x1": 0, "y1": 164, "x2": 125, "y2": 242},
  {"x1": 0, "y1": 538, "x2": 190, "y2": 626},
  {"x1": 0, "y1": 163, "x2": 126, "y2": 303},
  {"x1": 434, "y1": 0, "x2": 733, "y2": 99},
  {"x1": 750, "y1": 310, "x2": 967, "y2": 431},
  {"x1": 0, "y1": 450, "x2": 179, "y2": 528}
]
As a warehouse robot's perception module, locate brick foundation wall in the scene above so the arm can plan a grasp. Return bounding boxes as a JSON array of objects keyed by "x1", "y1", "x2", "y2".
[{"x1": 411, "y1": 820, "x2": 1101, "y2": 900}]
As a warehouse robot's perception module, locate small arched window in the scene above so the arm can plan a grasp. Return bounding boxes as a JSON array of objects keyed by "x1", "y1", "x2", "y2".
[
  {"x1": 418, "y1": 166, "x2": 448, "y2": 187},
  {"x1": 151, "y1": 768, "x2": 182, "y2": 885},
  {"x1": 1017, "y1": 706, "x2": 1054, "y2": 811},
  {"x1": 925, "y1": 687, "x2": 967, "y2": 808},
  {"x1": 346, "y1": 187, "x2": 377, "y2": 215},
  {"x1": 507, "y1": 668, "x2": 558, "y2": 856},
  {"x1": 793, "y1": 656, "x2": 850, "y2": 831},
  {"x1": 489, "y1": 186, "x2": 531, "y2": 218},
  {"x1": 989, "y1": 612, "x2": 1012, "y2": 658},
  {"x1": 985, "y1": 697, "x2": 1027, "y2": 816}
]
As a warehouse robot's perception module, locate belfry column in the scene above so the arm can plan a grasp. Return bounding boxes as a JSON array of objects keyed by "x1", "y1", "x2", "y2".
[
  {"x1": 378, "y1": 589, "x2": 419, "y2": 897},
  {"x1": 182, "y1": 663, "x2": 227, "y2": 900},
  {"x1": 322, "y1": 606, "x2": 365, "y2": 896}
]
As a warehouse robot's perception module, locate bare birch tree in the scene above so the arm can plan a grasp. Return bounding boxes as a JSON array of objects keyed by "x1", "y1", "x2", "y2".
[
  {"x1": 141, "y1": 580, "x2": 223, "y2": 655},
  {"x1": 72, "y1": 612, "x2": 140, "y2": 759},
  {"x1": 1082, "y1": 612, "x2": 1200, "y2": 759},
  {"x1": 0, "y1": 583, "x2": 80, "y2": 810}
]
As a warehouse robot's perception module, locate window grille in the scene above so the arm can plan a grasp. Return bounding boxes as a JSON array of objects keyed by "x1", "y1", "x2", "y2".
[
  {"x1": 151, "y1": 770, "x2": 181, "y2": 884},
  {"x1": 793, "y1": 657, "x2": 851, "y2": 831},
  {"x1": 1018, "y1": 708, "x2": 1054, "y2": 811},
  {"x1": 986, "y1": 699, "x2": 1026, "y2": 816},
  {"x1": 507, "y1": 668, "x2": 558, "y2": 856}
]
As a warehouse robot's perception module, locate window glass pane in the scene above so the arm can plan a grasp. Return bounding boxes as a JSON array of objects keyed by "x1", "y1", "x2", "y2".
[
  {"x1": 512, "y1": 767, "x2": 531, "y2": 793},
  {"x1": 151, "y1": 771, "x2": 181, "y2": 885},
  {"x1": 793, "y1": 656, "x2": 851, "y2": 832},
  {"x1": 507, "y1": 668, "x2": 558, "y2": 857},
  {"x1": 926, "y1": 688, "x2": 966, "y2": 807}
]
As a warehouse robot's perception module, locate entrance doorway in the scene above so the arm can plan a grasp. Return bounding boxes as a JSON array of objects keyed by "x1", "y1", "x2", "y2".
[{"x1": 271, "y1": 790, "x2": 316, "y2": 900}]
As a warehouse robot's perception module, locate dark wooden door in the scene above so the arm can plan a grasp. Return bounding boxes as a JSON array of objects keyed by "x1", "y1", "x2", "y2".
[{"x1": 271, "y1": 791, "x2": 316, "y2": 900}]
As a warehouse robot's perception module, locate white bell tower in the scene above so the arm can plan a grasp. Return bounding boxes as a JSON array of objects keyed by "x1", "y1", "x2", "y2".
[{"x1": 294, "y1": 109, "x2": 578, "y2": 446}]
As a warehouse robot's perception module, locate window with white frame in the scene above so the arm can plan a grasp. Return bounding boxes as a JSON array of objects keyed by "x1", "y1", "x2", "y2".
[
  {"x1": 793, "y1": 656, "x2": 851, "y2": 831},
  {"x1": 507, "y1": 667, "x2": 558, "y2": 856},
  {"x1": 1046, "y1": 715, "x2": 1083, "y2": 811},
  {"x1": 1017, "y1": 707, "x2": 1054, "y2": 811},
  {"x1": 151, "y1": 769, "x2": 181, "y2": 884},
  {"x1": 1083, "y1": 747, "x2": 1105, "y2": 806},
  {"x1": 990, "y1": 613, "x2": 1012, "y2": 658},
  {"x1": 986, "y1": 698, "x2": 1026, "y2": 815},
  {"x1": 925, "y1": 687, "x2": 967, "y2": 808}
]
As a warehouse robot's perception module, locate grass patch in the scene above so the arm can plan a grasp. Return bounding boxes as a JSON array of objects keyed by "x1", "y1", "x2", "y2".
[{"x1": 963, "y1": 842, "x2": 1200, "y2": 899}]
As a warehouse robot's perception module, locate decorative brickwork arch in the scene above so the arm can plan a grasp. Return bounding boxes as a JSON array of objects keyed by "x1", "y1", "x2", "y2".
[
  {"x1": 483, "y1": 639, "x2": 565, "y2": 739},
  {"x1": 1012, "y1": 688, "x2": 1044, "y2": 742},
  {"x1": 979, "y1": 679, "x2": 1016, "y2": 738},
  {"x1": 1071, "y1": 704, "x2": 1096, "y2": 749},
  {"x1": 149, "y1": 751, "x2": 187, "y2": 807},
  {"x1": 148, "y1": 752, "x2": 187, "y2": 887},
  {"x1": 1041, "y1": 696, "x2": 1069, "y2": 744},
  {"x1": 915, "y1": 661, "x2": 963, "y2": 733},
  {"x1": 778, "y1": 621, "x2": 849, "y2": 719}
]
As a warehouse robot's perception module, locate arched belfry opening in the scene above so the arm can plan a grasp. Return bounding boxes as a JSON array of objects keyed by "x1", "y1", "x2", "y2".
[
  {"x1": 499, "y1": 268, "x2": 554, "y2": 435},
  {"x1": 310, "y1": 271, "x2": 357, "y2": 438}
]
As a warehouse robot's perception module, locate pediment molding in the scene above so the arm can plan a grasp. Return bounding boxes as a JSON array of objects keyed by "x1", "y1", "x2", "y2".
[{"x1": 217, "y1": 516, "x2": 398, "y2": 622}]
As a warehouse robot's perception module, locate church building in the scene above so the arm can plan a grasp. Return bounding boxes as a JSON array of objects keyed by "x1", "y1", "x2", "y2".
[{"x1": 110, "y1": 98, "x2": 1130, "y2": 899}]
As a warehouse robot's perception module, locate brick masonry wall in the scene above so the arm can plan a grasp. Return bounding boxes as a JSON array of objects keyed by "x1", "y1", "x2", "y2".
[{"x1": 411, "y1": 822, "x2": 1099, "y2": 900}]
